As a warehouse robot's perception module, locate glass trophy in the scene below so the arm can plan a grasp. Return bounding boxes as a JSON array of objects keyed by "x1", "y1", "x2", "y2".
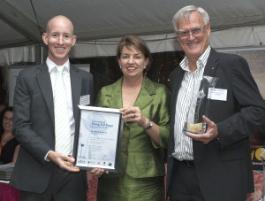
[{"x1": 183, "y1": 76, "x2": 218, "y2": 134}]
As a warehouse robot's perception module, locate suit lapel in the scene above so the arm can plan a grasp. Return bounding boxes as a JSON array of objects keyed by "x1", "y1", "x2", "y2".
[
  {"x1": 36, "y1": 65, "x2": 54, "y2": 123},
  {"x1": 169, "y1": 67, "x2": 185, "y2": 116},
  {"x1": 134, "y1": 77, "x2": 155, "y2": 110},
  {"x1": 107, "y1": 77, "x2": 155, "y2": 109},
  {"x1": 36, "y1": 64, "x2": 83, "y2": 135},
  {"x1": 198, "y1": 49, "x2": 219, "y2": 119},
  {"x1": 110, "y1": 79, "x2": 123, "y2": 108},
  {"x1": 169, "y1": 67, "x2": 184, "y2": 153},
  {"x1": 203, "y1": 49, "x2": 219, "y2": 77},
  {"x1": 70, "y1": 65, "x2": 82, "y2": 121}
]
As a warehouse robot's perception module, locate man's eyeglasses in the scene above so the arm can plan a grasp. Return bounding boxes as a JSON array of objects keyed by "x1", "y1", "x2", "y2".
[{"x1": 177, "y1": 26, "x2": 205, "y2": 39}]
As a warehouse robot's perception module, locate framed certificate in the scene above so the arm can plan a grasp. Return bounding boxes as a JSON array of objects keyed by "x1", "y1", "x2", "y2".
[{"x1": 74, "y1": 105, "x2": 122, "y2": 171}]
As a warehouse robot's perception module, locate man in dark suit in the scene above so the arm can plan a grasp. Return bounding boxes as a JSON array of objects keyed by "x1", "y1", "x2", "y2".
[
  {"x1": 167, "y1": 5, "x2": 265, "y2": 201},
  {"x1": 11, "y1": 15, "x2": 93, "y2": 201}
]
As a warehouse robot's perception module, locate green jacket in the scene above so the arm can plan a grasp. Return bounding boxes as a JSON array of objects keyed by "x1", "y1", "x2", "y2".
[{"x1": 96, "y1": 77, "x2": 170, "y2": 178}]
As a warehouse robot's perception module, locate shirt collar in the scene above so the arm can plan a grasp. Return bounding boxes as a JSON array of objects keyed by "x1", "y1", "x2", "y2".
[
  {"x1": 180, "y1": 46, "x2": 211, "y2": 72},
  {"x1": 46, "y1": 57, "x2": 70, "y2": 73}
]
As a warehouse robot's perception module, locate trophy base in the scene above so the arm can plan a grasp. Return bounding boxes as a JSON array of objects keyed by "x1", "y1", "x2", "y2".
[{"x1": 183, "y1": 122, "x2": 207, "y2": 134}]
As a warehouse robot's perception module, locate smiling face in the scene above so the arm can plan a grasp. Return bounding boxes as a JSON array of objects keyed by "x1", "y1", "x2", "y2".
[
  {"x1": 118, "y1": 46, "x2": 149, "y2": 79},
  {"x1": 176, "y1": 11, "x2": 210, "y2": 63},
  {"x1": 42, "y1": 16, "x2": 76, "y2": 65}
]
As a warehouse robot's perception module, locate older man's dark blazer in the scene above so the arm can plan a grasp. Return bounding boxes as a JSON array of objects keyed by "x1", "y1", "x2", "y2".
[
  {"x1": 10, "y1": 64, "x2": 93, "y2": 194},
  {"x1": 167, "y1": 49, "x2": 265, "y2": 201}
]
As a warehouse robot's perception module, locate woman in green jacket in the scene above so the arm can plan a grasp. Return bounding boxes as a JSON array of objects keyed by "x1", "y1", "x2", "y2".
[{"x1": 96, "y1": 35, "x2": 170, "y2": 201}]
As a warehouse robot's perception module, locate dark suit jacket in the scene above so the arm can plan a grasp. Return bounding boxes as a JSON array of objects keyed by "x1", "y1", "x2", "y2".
[
  {"x1": 167, "y1": 49, "x2": 265, "y2": 201},
  {"x1": 10, "y1": 64, "x2": 93, "y2": 194}
]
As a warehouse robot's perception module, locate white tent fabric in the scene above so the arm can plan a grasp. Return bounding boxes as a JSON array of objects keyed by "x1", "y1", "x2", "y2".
[
  {"x1": 0, "y1": 45, "x2": 38, "y2": 66},
  {"x1": 211, "y1": 25, "x2": 265, "y2": 49},
  {"x1": 73, "y1": 25, "x2": 265, "y2": 58},
  {"x1": 1, "y1": 24, "x2": 265, "y2": 66},
  {"x1": 0, "y1": 0, "x2": 265, "y2": 65}
]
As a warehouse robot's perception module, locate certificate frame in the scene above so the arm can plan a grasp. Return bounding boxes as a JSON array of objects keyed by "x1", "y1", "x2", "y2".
[{"x1": 74, "y1": 105, "x2": 122, "y2": 171}]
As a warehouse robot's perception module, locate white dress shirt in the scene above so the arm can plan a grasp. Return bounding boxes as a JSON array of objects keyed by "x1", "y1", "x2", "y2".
[
  {"x1": 47, "y1": 58, "x2": 75, "y2": 155},
  {"x1": 172, "y1": 46, "x2": 211, "y2": 160}
]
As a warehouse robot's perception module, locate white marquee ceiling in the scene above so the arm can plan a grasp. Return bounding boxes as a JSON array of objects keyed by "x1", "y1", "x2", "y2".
[{"x1": 0, "y1": 0, "x2": 265, "y2": 49}]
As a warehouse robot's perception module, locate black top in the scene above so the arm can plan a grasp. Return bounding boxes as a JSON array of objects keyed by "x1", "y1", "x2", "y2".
[{"x1": 0, "y1": 138, "x2": 18, "y2": 163}]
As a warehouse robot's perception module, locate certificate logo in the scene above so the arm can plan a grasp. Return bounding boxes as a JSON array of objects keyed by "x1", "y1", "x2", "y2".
[{"x1": 87, "y1": 120, "x2": 113, "y2": 134}]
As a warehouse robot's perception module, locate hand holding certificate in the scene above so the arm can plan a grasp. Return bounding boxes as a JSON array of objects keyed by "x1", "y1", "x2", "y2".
[{"x1": 74, "y1": 106, "x2": 122, "y2": 171}]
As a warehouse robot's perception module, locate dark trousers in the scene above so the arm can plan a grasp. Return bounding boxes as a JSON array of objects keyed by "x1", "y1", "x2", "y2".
[
  {"x1": 20, "y1": 167, "x2": 87, "y2": 201},
  {"x1": 168, "y1": 159, "x2": 205, "y2": 201}
]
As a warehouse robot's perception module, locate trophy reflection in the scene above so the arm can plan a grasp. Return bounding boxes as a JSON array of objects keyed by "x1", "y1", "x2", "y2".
[{"x1": 183, "y1": 76, "x2": 218, "y2": 134}]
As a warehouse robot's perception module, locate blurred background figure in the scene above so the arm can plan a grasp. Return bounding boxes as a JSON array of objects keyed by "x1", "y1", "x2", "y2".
[
  {"x1": 0, "y1": 106, "x2": 20, "y2": 201},
  {"x1": 0, "y1": 107, "x2": 19, "y2": 164},
  {"x1": 0, "y1": 101, "x2": 7, "y2": 135}
]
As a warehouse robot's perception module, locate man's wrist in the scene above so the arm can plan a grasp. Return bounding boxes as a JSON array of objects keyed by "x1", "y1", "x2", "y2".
[{"x1": 45, "y1": 150, "x2": 53, "y2": 161}]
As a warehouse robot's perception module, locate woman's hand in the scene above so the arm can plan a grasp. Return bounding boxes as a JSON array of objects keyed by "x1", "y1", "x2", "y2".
[
  {"x1": 89, "y1": 168, "x2": 107, "y2": 177},
  {"x1": 121, "y1": 106, "x2": 161, "y2": 146},
  {"x1": 120, "y1": 106, "x2": 146, "y2": 127}
]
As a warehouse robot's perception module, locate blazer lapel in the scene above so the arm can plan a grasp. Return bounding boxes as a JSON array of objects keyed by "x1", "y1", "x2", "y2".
[
  {"x1": 134, "y1": 77, "x2": 155, "y2": 110},
  {"x1": 169, "y1": 67, "x2": 185, "y2": 116},
  {"x1": 203, "y1": 49, "x2": 219, "y2": 77},
  {"x1": 36, "y1": 65, "x2": 54, "y2": 123},
  {"x1": 107, "y1": 78, "x2": 156, "y2": 109},
  {"x1": 168, "y1": 67, "x2": 184, "y2": 153},
  {"x1": 111, "y1": 79, "x2": 123, "y2": 108},
  {"x1": 70, "y1": 65, "x2": 82, "y2": 121},
  {"x1": 199, "y1": 49, "x2": 219, "y2": 118}
]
